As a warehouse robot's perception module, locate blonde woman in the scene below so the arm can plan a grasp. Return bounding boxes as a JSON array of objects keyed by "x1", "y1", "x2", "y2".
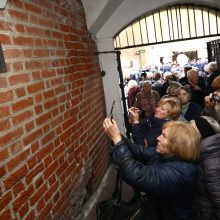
[
  {"x1": 129, "y1": 97, "x2": 180, "y2": 146},
  {"x1": 103, "y1": 119, "x2": 200, "y2": 220}
]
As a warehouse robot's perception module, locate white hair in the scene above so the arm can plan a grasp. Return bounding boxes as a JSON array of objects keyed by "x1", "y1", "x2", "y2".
[
  {"x1": 128, "y1": 80, "x2": 138, "y2": 89},
  {"x1": 208, "y1": 62, "x2": 218, "y2": 72}
]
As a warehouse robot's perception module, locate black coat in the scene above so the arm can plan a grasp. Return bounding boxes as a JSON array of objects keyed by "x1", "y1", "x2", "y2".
[
  {"x1": 131, "y1": 117, "x2": 166, "y2": 147},
  {"x1": 112, "y1": 139, "x2": 198, "y2": 220},
  {"x1": 193, "y1": 134, "x2": 220, "y2": 220}
]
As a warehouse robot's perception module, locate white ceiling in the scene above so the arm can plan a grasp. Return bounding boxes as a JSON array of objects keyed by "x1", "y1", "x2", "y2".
[{"x1": 81, "y1": 0, "x2": 220, "y2": 39}]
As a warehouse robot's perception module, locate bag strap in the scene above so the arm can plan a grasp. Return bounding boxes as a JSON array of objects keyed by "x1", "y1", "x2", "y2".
[{"x1": 111, "y1": 170, "x2": 122, "y2": 200}]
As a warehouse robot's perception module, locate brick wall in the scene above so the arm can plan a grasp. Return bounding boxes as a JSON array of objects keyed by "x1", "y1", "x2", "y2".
[{"x1": 0, "y1": 0, "x2": 111, "y2": 219}]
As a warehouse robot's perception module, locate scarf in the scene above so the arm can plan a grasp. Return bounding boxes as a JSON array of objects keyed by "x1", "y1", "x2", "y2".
[{"x1": 140, "y1": 90, "x2": 157, "y2": 115}]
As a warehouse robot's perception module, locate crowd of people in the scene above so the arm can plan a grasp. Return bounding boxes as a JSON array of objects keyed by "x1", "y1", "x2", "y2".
[{"x1": 102, "y1": 61, "x2": 220, "y2": 219}]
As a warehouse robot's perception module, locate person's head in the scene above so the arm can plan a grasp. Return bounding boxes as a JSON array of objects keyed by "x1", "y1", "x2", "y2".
[
  {"x1": 178, "y1": 86, "x2": 192, "y2": 105},
  {"x1": 128, "y1": 79, "x2": 138, "y2": 90},
  {"x1": 187, "y1": 69, "x2": 199, "y2": 84},
  {"x1": 207, "y1": 61, "x2": 218, "y2": 75},
  {"x1": 190, "y1": 116, "x2": 220, "y2": 139},
  {"x1": 212, "y1": 75, "x2": 220, "y2": 91},
  {"x1": 156, "y1": 121, "x2": 200, "y2": 161},
  {"x1": 155, "y1": 97, "x2": 180, "y2": 120},
  {"x1": 163, "y1": 71, "x2": 172, "y2": 81},
  {"x1": 153, "y1": 72, "x2": 161, "y2": 80},
  {"x1": 142, "y1": 81, "x2": 152, "y2": 93},
  {"x1": 183, "y1": 65, "x2": 192, "y2": 75},
  {"x1": 166, "y1": 81, "x2": 181, "y2": 97}
]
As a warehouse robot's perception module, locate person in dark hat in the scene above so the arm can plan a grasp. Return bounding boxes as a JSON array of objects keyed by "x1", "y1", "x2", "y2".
[
  {"x1": 190, "y1": 116, "x2": 220, "y2": 138},
  {"x1": 190, "y1": 116, "x2": 220, "y2": 220}
]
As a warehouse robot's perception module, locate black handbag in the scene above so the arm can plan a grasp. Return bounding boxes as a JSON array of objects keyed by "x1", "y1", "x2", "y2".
[{"x1": 96, "y1": 171, "x2": 142, "y2": 220}]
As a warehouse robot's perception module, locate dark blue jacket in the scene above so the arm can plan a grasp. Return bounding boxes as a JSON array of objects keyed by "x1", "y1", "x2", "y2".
[
  {"x1": 132, "y1": 117, "x2": 166, "y2": 147},
  {"x1": 184, "y1": 102, "x2": 201, "y2": 121},
  {"x1": 112, "y1": 138, "x2": 198, "y2": 220}
]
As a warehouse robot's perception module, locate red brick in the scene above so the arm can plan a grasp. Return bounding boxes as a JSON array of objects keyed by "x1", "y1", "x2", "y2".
[
  {"x1": 38, "y1": 201, "x2": 52, "y2": 220},
  {"x1": 0, "y1": 34, "x2": 11, "y2": 44},
  {"x1": 0, "y1": 77, "x2": 7, "y2": 88},
  {"x1": 0, "y1": 148, "x2": 9, "y2": 163},
  {"x1": 0, "y1": 106, "x2": 10, "y2": 119},
  {"x1": 36, "y1": 112, "x2": 51, "y2": 125},
  {"x1": 24, "y1": 210, "x2": 35, "y2": 220},
  {"x1": 33, "y1": 49, "x2": 49, "y2": 57},
  {"x1": 4, "y1": 49, "x2": 22, "y2": 59},
  {"x1": 18, "y1": 202, "x2": 29, "y2": 219},
  {"x1": 23, "y1": 49, "x2": 32, "y2": 57},
  {"x1": 24, "y1": 2, "x2": 41, "y2": 14},
  {"x1": 0, "y1": 165, "x2": 6, "y2": 178},
  {"x1": 31, "y1": 142, "x2": 39, "y2": 154},
  {"x1": 23, "y1": 129, "x2": 42, "y2": 146},
  {"x1": 25, "y1": 121, "x2": 34, "y2": 132},
  {"x1": 0, "y1": 119, "x2": 10, "y2": 132},
  {"x1": 13, "y1": 184, "x2": 34, "y2": 212},
  {"x1": 36, "y1": 198, "x2": 45, "y2": 214},
  {"x1": 4, "y1": 165, "x2": 28, "y2": 190},
  {"x1": 7, "y1": 149, "x2": 30, "y2": 171},
  {"x1": 27, "y1": 82, "x2": 45, "y2": 94},
  {"x1": 14, "y1": 36, "x2": 34, "y2": 46},
  {"x1": 15, "y1": 24, "x2": 25, "y2": 33},
  {"x1": 15, "y1": 87, "x2": 26, "y2": 98},
  {"x1": 26, "y1": 26, "x2": 44, "y2": 36},
  {"x1": 12, "y1": 181, "x2": 25, "y2": 198},
  {"x1": 13, "y1": 62, "x2": 24, "y2": 72},
  {"x1": 0, "y1": 191, "x2": 12, "y2": 210},
  {"x1": 0, "y1": 208, "x2": 12, "y2": 220},
  {"x1": 10, "y1": 141, "x2": 23, "y2": 154},
  {"x1": 9, "y1": 74, "x2": 30, "y2": 86},
  {"x1": 12, "y1": 110, "x2": 33, "y2": 125},
  {"x1": 26, "y1": 163, "x2": 44, "y2": 184},
  {"x1": 30, "y1": 183, "x2": 48, "y2": 206},
  {"x1": 44, "y1": 98, "x2": 58, "y2": 110},
  {"x1": 12, "y1": 98, "x2": 33, "y2": 112},
  {"x1": 37, "y1": 143, "x2": 54, "y2": 161},
  {"x1": 43, "y1": 160, "x2": 58, "y2": 179},
  {"x1": 25, "y1": 60, "x2": 42, "y2": 70},
  {"x1": 8, "y1": 9, "x2": 28, "y2": 21},
  {"x1": 0, "y1": 90, "x2": 13, "y2": 104}
]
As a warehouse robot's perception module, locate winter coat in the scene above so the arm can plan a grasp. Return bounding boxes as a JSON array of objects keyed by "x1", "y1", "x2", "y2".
[
  {"x1": 112, "y1": 138, "x2": 198, "y2": 220},
  {"x1": 131, "y1": 116, "x2": 166, "y2": 147},
  {"x1": 193, "y1": 134, "x2": 220, "y2": 220},
  {"x1": 183, "y1": 102, "x2": 201, "y2": 121}
]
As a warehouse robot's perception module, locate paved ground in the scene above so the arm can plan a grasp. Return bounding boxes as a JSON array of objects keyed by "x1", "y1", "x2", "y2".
[{"x1": 82, "y1": 162, "x2": 134, "y2": 220}]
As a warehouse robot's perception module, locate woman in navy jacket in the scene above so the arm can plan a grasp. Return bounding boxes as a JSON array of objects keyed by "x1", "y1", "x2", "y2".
[
  {"x1": 103, "y1": 119, "x2": 200, "y2": 220},
  {"x1": 130, "y1": 97, "x2": 181, "y2": 146}
]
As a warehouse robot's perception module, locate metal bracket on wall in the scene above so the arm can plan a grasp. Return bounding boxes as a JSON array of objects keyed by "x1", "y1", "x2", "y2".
[{"x1": 0, "y1": 43, "x2": 7, "y2": 73}]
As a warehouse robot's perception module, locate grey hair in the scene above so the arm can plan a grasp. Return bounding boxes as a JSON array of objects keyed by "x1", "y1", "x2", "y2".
[{"x1": 208, "y1": 62, "x2": 218, "y2": 72}]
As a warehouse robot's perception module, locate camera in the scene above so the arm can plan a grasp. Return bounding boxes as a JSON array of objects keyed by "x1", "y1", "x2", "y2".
[{"x1": 211, "y1": 94, "x2": 220, "y2": 103}]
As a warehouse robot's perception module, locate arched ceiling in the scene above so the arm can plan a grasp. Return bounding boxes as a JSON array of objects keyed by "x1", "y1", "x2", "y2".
[{"x1": 81, "y1": 0, "x2": 220, "y2": 38}]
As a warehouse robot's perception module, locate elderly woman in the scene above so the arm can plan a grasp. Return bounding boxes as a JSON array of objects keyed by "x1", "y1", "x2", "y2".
[
  {"x1": 127, "y1": 80, "x2": 141, "y2": 108},
  {"x1": 130, "y1": 97, "x2": 180, "y2": 146},
  {"x1": 103, "y1": 119, "x2": 200, "y2": 220},
  {"x1": 134, "y1": 80, "x2": 160, "y2": 122},
  {"x1": 162, "y1": 81, "x2": 181, "y2": 98},
  {"x1": 178, "y1": 85, "x2": 201, "y2": 121}
]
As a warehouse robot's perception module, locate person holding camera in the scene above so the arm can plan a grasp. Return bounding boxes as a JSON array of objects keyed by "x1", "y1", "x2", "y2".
[
  {"x1": 103, "y1": 119, "x2": 200, "y2": 220},
  {"x1": 203, "y1": 75, "x2": 220, "y2": 123}
]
